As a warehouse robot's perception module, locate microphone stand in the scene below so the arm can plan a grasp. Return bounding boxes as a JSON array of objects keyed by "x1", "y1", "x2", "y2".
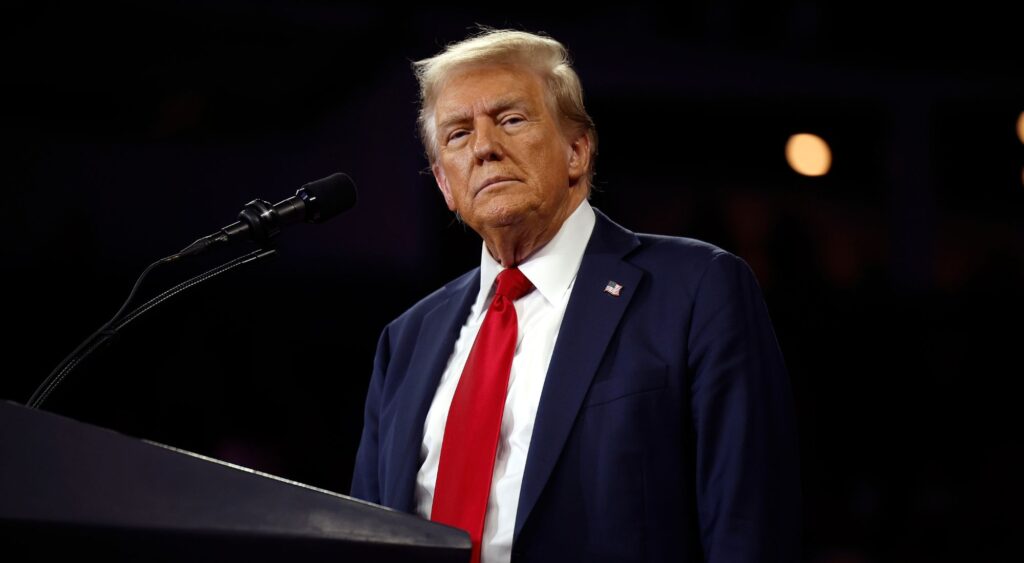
[{"x1": 26, "y1": 246, "x2": 277, "y2": 409}]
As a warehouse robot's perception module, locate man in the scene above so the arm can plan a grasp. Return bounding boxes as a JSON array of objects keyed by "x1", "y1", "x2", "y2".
[{"x1": 351, "y1": 29, "x2": 800, "y2": 563}]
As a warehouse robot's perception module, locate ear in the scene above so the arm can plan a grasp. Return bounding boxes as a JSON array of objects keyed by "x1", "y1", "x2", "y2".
[
  {"x1": 432, "y1": 162, "x2": 456, "y2": 211},
  {"x1": 566, "y1": 132, "x2": 591, "y2": 185}
]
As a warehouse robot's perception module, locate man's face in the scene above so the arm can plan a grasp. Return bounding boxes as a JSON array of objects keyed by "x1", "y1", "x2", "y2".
[{"x1": 431, "y1": 64, "x2": 589, "y2": 238}]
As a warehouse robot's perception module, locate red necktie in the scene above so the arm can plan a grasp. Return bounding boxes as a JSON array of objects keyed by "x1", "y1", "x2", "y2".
[{"x1": 431, "y1": 267, "x2": 535, "y2": 563}]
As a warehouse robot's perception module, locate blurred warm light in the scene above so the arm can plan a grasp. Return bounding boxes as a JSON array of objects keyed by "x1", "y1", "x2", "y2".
[
  {"x1": 1017, "y1": 111, "x2": 1024, "y2": 144},
  {"x1": 786, "y1": 133, "x2": 832, "y2": 177}
]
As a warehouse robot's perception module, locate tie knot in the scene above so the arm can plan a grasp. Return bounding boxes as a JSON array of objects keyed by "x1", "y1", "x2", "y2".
[{"x1": 494, "y1": 267, "x2": 534, "y2": 301}]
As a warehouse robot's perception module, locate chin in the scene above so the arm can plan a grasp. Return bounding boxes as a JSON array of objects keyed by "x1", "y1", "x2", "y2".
[
  {"x1": 480, "y1": 209, "x2": 525, "y2": 229},
  {"x1": 470, "y1": 196, "x2": 536, "y2": 229},
  {"x1": 483, "y1": 200, "x2": 540, "y2": 229}
]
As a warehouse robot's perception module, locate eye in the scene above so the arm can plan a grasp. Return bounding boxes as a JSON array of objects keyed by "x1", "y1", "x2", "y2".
[
  {"x1": 501, "y1": 115, "x2": 525, "y2": 127},
  {"x1": 446, "y1": 129, "x2": 469, "y2": 143}
]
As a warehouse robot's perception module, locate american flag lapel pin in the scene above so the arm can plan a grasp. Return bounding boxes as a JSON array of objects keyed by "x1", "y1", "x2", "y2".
[{"x1": 603, "y1": 280, "x2": 623, "y2": 297}]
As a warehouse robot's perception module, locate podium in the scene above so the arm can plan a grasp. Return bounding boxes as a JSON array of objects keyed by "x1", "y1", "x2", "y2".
[{"x1": 0, "y1": 401, "x2": 470, "y2": 562}]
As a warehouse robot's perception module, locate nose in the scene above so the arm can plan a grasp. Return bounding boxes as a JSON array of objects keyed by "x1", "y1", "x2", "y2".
[{"x1": 471, "y1": 119, "x2": 504, "y2": 162}]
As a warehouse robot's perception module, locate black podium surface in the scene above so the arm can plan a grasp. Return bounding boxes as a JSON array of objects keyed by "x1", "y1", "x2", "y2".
[{"x1": 0, "y1": 401, "x2": 470, "y2": 562}]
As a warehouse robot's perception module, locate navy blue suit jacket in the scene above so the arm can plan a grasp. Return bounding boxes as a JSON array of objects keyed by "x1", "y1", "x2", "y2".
[{"x1": 351, "y1": 209, "x2": 801, "y2": 562}]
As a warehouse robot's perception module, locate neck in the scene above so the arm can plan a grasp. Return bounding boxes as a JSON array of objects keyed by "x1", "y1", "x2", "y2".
[
  {"x1": 482, "y1": 224, "x2": 557, "y2": 267},
  {"x1": 480, "y1": 195, "x2": 585, "y2": 267}
]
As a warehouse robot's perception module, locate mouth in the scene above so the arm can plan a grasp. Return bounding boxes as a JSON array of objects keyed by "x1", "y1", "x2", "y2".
[{"x1": 475, "y1": 175, "x2": 519, "y2": 195}]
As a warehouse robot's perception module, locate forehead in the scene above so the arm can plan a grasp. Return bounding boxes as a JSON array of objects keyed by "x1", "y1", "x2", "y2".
[{"x1": 433, "y1": 64, "x2": 548, "y2": 120}]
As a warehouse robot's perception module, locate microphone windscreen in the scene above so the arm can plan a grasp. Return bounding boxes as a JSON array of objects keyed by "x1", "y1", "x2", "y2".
[{"x1": 300, "y1": 173, "x2": 358, "y2": 222}]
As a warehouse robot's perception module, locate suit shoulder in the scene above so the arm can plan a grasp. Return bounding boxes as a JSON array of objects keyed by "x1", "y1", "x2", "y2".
[
  {"x1": 627, "y1": 232, "x2": 760, "y2": 301},
  {"x1": 633, "y1": 232, "x2": 738, "y2": 267},
  {"x1": 386, "y1": 267, "x2": 478, "y2": 330}
]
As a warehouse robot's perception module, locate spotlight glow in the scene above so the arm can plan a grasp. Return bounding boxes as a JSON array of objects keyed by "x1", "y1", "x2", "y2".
[
  {"x1": 786, "y1": 133, "x2": 832, "y2": 177},
  {"x1": 1017, "y1": 111, "x2": 1024, "y2": 144}
]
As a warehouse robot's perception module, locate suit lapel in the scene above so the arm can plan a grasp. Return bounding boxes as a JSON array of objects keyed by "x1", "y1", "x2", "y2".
[
  {"x1": 385, "y1": 270, "x2": 480, "y2": 512},
  {"x1": 514, "y1": 209, "x2": 643, "y2": 538}
]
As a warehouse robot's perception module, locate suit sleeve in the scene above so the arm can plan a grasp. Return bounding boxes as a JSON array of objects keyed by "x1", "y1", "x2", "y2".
[
  {"x1": 350, "y1": 324, "x2": 391, "y2": 503},
  {"x1": 687, "y1": 251, "x2": 801, "y2": 562}
]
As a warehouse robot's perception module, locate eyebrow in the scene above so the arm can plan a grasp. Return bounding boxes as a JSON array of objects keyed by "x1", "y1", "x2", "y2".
[{"x1": 436, "y1": 96, "x2": 531, "y2": 134}]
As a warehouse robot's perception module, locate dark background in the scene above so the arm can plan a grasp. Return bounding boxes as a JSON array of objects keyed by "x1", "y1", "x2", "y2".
[{"x1": 2, "y1": 2, "x2": 1022, "y2": 561}]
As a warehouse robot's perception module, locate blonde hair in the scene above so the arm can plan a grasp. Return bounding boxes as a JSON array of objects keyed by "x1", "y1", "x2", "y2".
[{"x1": 413, "y1": 29, "x2": 598, "y2": 187}]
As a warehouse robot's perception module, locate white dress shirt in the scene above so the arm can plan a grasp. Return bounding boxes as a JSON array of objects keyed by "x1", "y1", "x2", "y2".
[{"x1": 414, "y1": 200, "x2": 596, "y2": 563}]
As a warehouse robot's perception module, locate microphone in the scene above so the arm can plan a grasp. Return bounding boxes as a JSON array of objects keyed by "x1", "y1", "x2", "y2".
[
  {"x1": 26, "y1": 172, "x2": 357, "y2": 409},
  {"x1": 179, "y1": 172, "x2": 357, "y2": 257}
]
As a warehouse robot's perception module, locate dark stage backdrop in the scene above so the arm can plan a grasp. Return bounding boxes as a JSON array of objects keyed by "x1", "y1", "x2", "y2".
[{"x1": 2, "y1": 2, "x2": 1021, "y2": 562}]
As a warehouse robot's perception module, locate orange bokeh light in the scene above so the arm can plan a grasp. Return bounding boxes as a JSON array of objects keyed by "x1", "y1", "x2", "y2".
[{"x1": 786, "y1": 133, "x2": 832, "y2": 177}]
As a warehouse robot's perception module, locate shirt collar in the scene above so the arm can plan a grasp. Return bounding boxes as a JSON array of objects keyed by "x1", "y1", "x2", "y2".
[{"x1": 476, "y1": 200, "x2": 596, "y2": 317}]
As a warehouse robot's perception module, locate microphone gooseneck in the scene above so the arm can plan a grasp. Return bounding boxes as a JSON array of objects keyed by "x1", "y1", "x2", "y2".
[{"x1": 26, "y1": 172, "x2": 357, "y2": 409}]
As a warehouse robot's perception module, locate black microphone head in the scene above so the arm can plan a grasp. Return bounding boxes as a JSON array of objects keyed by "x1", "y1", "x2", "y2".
[{"x1": 297, "y1": 173, "x2": 358, "y2": 223}]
